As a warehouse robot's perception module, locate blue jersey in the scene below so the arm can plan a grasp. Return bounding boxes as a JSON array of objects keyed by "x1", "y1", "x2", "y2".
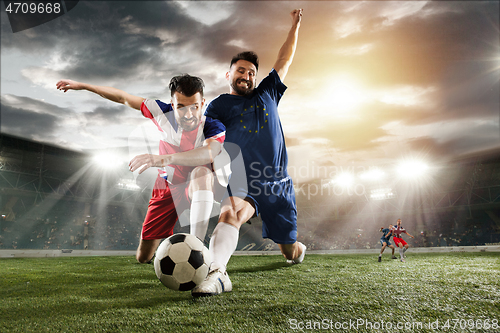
[
  {"x1": 381, "y1": 228, "x2": 392, "y2": 240},
  {"x1": 205, "y1": 69, "x2": 288, "y2": 183}
]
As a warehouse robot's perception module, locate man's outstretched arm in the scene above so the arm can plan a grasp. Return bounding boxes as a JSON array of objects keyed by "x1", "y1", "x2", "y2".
[
  {"x1": 56, "y1": 79, "x2": 144, "y2": 110},
  {"x1": 129, "y1": 139, "x2": 222, "y2": 174},
  {"x1": 273, "y1": 8, "x2": 303, "y2": 81},
  {"x1": 404, "y1": 231, "x2": 415, "y2": 239}
]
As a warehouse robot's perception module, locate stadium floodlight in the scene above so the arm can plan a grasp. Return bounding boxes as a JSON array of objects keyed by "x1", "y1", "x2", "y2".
[
  {"x1": 92, "y1": 153, "x2": 125, "y2": 169},
  {"x1": 359, "y1": 168, "x2": 386, "y2": 181},
  {"x1": 396, "y1": 159, "x2": 429, "y2": 179},
  {"x1": 116, "y1": 178, "x2": 141, "y2": 191},
  {"x1": 333, "y1": 172, "x2": 355, "y2": 188},
  {"x1": 370, "y1": 188, "x2": 395, "y2": 200}
]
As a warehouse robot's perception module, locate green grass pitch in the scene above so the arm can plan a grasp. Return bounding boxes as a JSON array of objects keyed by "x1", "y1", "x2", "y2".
[{"x1": 1, "y1": 252, "x2": 499, "y2": 332}]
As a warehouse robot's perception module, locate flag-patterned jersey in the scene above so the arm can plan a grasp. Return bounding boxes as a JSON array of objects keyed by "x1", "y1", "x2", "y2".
[
  {"x1": 140, "y1": 99, "x2": 226, "y2": 185},
  {"x1": 391, "y1": 225, "x2": 406, "y2": 238}
]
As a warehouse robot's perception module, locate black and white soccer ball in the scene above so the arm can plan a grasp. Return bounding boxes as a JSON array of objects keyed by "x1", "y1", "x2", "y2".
[{"x1": 154, "y1": 233, "x2": 210, "y2": 291}]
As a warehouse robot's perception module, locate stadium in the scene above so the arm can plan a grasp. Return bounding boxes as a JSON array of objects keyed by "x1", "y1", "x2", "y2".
[
  {"x1": 1, "y1": 133, "x2": 499, "y2": 332},
  {"x1": 1, "y1": 1, "x2": 499, "y2": 332},
  {"x1": 2, "y1": 133, "x2": 500, "y2": 254}
]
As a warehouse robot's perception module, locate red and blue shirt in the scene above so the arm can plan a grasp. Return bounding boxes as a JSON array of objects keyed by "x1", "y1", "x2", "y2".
[
  {"x1": 140, "y1": 99, "x2": 225, "y2": 185},
  {"x1": 391, "y1": 225, "x2": 406, "y2": 238}
]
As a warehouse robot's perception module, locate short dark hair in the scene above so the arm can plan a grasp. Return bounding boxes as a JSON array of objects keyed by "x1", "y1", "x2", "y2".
[
  {"x1": 169, "y1": 74, "x2": 204, "y2": 97},
  {"x1": 230, "y1": 51, "x2": 259, "y2": 71}
]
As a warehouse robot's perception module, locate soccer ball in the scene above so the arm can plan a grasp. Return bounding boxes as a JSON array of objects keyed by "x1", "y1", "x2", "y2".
[{"x1": 154, "y1": 233, "x2": 211, "y2": 291}]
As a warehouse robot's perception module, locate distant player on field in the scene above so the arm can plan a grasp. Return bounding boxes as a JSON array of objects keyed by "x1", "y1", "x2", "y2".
[
  {"x1": 378, "y1": 224, "x2": 397, "y2": 262},
  {"x1": 56, "y1": 75, "x2": 226, "y2": 263},
  {"x1": 391, "y1": 219, "x2": 414, "y2": 262},
  {"x1": 191, "y1": 9, "x2": 304, "y2": 297}
]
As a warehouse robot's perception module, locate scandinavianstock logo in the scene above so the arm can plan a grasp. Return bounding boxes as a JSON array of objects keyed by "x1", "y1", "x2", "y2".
[{"x1": 3, "y1": 0, "x2": 79, "y2": 33}]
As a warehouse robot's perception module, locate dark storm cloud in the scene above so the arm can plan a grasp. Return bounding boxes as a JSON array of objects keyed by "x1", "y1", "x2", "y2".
[
  {"x1": 83, "y1": 104, "x2": 137, "y2": 125},
  {"x1": 2, "y1": 1, "x2": 498, "y2": 158},
  {"x1": 2, "y1": 1, "x2": 206, "y2": 80},
  {"x1": 401, "y1": 119, "x2": 500, "y2": 161},
  {"x1": 406, "y1": 137, "x2": 468, "y2": 161},
  {"x1": 0, "y1": 94, "x2": 140, "y2": 145},
  {"x1": 0, "y1": 99, "x2": 60, "y2": 140},
  {"x1": 0, "y1": 94, "x2": 70, "y2": 117},
  {"x1": 362, "y1": 1, "x2": 499, "y2": 122},
  {"x1": 196, "y1": 2, "x2": 320, "y2": 77}
]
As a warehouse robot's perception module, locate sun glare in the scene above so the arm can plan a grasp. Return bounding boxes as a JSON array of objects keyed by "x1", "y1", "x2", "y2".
[
  {"x1": 92, "y1": 153, "x2": 124, "y2": 170},
  {"x1": 323, "y1": 75, "x2": 366, "y2": 117},
  {"x1": 334, "y1": 172, "x2": 355, "y2": 188},
  {"x1": 396, "y1": 159, "x2": 429, "y2": 179}
]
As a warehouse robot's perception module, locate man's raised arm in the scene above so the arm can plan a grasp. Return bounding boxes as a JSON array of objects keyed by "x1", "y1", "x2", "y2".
[
  {"x1": 56, "y1": 79, "x2": 144, "y2": 110},
  {"x1": 273, "y1": 8, "x2": 303, "y2": 81}
]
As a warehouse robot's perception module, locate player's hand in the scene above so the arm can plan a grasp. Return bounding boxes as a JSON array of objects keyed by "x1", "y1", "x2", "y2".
[
  {"x1": 290, "y1": 8, "x2": 303, "y2": 26},
  {"x1": 56, "y1": 79, "x2": 84, "y2": 92},
  {"x1": 129, "y1": 154, "x2": 169, "y2": 174}
]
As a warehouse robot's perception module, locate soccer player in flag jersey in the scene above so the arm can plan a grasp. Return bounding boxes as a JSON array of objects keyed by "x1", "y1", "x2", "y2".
[
  {"x1": 192, "y1": 9, "x2": 304, "y2": 297},
  {"x1": 56, "y1": 75, "x2": 226, "y2": 264},
  {"x1": 391, "y1": 219, "x2": 415, "y2": 262}
]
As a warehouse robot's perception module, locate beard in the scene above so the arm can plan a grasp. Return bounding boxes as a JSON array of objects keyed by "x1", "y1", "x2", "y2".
[
  {"x1": 231, "y1": 78, "x2": 254, "y2": 96},
  {"x1": 179, "y1": 117, "x2": 200, "y2": 131}
]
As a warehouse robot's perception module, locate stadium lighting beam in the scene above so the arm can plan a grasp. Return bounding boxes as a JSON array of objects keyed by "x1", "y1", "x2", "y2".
[
  {"x1": 396, "y1": 159, "x2": 429, "y2": 179},
  {"x1": 92, "y1": 153, "x2": 125, "y2": 170}
]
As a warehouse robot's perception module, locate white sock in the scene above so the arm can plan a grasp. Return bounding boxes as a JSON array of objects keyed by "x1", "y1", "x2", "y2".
[
  {"x1": 399, "y1": 247, "x2": 404, "y2": 259},
  {"x1": 189, "y1": 190, "x2": 213, "y2": 241},
  {"x1": 209, "y1": 222, "x2": 239, "y2": 273}
]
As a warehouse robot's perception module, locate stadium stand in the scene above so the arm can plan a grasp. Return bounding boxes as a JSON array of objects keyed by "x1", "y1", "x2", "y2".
[{"x1": 1, "y1": 133, "x2": 499, "y2": 251}]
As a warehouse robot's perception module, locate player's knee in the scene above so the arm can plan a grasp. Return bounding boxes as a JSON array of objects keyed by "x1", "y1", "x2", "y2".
[
  {"x1": 218, "y1": 211, "x2": 241, "y2": 229},
  {"x1": 190, "y1": 166, "x2": 214, "y2": 190},
  {"x1": 191, "y1": 165, "x2": 212, "y2": 179}
]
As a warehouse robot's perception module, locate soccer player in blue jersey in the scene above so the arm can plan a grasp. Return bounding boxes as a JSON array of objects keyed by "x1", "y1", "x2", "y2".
[
  {"x1": 192, "y1": 9, "x2": 304, "y2": 297},
  {"x1": 378, "y1": 225, "x2": 397, "y2": 262},
  {"x1": 56, "y1": 75, "x2": 225, "y2": 264}
]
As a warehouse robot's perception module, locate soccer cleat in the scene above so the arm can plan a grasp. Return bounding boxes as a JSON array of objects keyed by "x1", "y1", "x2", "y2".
[
  {"x1": 378, "y1": 256, "x2": 382, "y2": 262},
  {"x1": 401, "y1": 258, "x2": 406, "y2": 263},
  {"x1": 191, "y1": 268, "x2": 232, "y2": 297},
  {"x1": 287, "y1": 242, "x2": 306, "y2": 264},
  {"x1": 392, "y1": 256, "x2": 397, "y2": 259}
]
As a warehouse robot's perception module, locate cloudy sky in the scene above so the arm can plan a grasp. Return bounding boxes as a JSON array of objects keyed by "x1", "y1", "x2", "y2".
[{"x1": 1, "y1": 1, "x2": 499, "y2": 183}]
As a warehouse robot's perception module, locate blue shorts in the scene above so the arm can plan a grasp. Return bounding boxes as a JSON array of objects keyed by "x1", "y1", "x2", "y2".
[
  {"x1": 226, "y1": 176, "x2": 297, "y2": 244},
  {"x1": 380, "y1": 238, "x2": 392, "y2": 247}
]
